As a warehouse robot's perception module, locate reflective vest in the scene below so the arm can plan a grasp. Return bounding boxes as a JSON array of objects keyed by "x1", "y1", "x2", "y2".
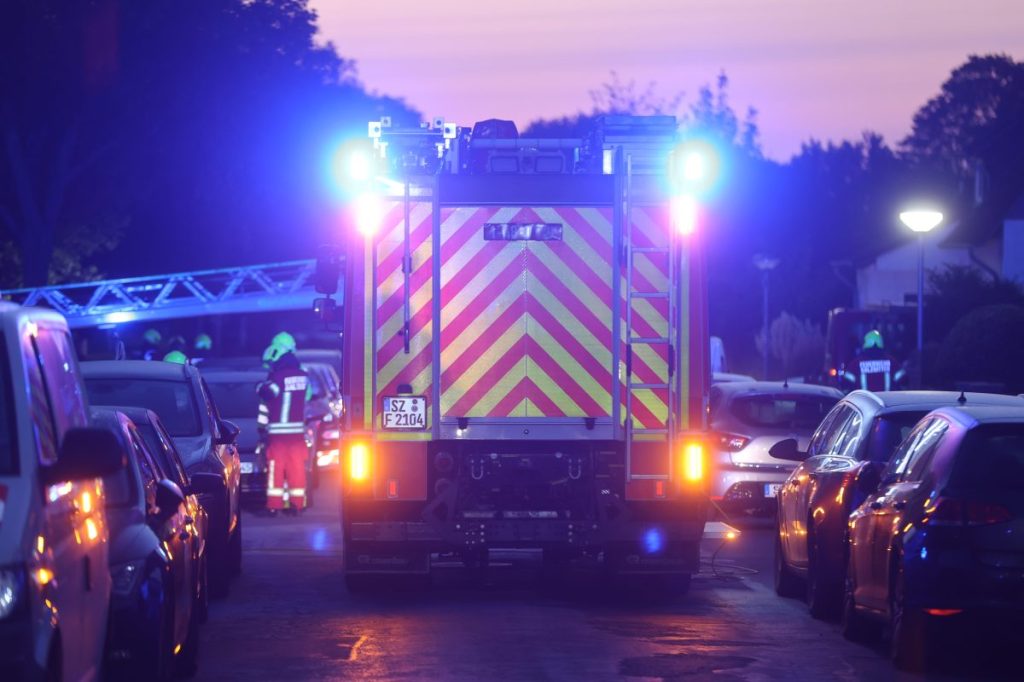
[{"x1": 258, "y1": 366, "x2": 309, "y2": 435}]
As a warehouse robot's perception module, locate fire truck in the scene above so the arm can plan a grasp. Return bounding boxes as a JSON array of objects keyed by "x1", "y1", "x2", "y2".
[{"x1": 327, "y1": 115, "x2": 712, "y2": 591}]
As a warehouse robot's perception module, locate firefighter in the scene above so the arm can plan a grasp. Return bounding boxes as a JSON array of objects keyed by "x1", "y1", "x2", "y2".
[
  {"x1": 194, "y1": 333, "x2": 213, "y2": 353},
  {"x1": 842, "y1": 330, "x2": 902, "y2": 392},
  {"x1": 257, "y1": 334, "x2": 310, "y2": 514}
]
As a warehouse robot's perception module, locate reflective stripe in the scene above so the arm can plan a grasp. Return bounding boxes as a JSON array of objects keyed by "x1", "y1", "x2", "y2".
[
  {"x1": 267, "y1": 423, "x2": 304, "y2": 434},
  {"x1": 288, "y1": 488, "x2": 306, "y2": 496},
  {"x1": 258, "y1": 404, "x2": 269, "y2": 414},
  {"x1": 269, "y1": 383, "x2": 281, "y2": 397},
  {"x1": 281, "y1": 390, "x2": 292, "y2": 424},
  {"x1": 257, "y1": 414, "x2": 269, "y2": 425},
  {"x1": 267, "y1": 488, "x2": 286, "y2": 497}
]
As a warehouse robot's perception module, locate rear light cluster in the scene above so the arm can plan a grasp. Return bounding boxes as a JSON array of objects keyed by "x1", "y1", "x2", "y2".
[
  {"x1": 347, "y1": 442, "x2": 371, "y2": 482},
  {"x1": 712, "y1": 432, "x2": 750, "y2": 452},
  {"x1": 923, "y1": 497, "x2": 1013, "y2": 526}
]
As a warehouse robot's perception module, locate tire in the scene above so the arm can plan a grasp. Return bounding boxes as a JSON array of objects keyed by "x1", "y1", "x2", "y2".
[
  {"x1": 773, "y1": 528, "x2": 802, "y2": 598},
  {"x1": 229, "y1": 512, "x2": 243, "y2": 577},
  {"x1": 44, "y1": 639, "x2": 61, "y2": 682},
  {"x1": 174, "y1": 593, "x2": 201, "y2": 678},
  {"x1": 209, "y1": 529, "x2": 231, "y2": 599},
  {"x1": 806, "y1": 527, "x2": 841, "y2": 620},
  {"x1": 197, "y1": 557, "x2": 209, "y2": 624},
  {"x1": 840, "y1": 554, "x2": 873, "y2": 643},
  {"x1": 889, "y1": 558, "x2": 928, "y2": 672}
]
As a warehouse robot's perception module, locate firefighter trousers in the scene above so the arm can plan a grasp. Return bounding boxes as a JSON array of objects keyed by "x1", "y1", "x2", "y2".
[{"x1": 266, "y1": 433, "x2": 307, "y2": 510}]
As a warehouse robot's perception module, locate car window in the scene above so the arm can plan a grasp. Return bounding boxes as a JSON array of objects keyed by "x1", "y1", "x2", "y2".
[
  {"x1": 199, "y1": 379, "x2": 223, "y2": 440},
  {"x1": 85, "y1": 378, "x2": 202, "y2": 437},
  {"x1": 865, "y1": 411, "x2": 929, "y2": 463},
  {"x1": 137, "y1": 420, "x2": 190, "y2": 489},
  {"x1": 729, "y1": 393, "x2": 839, "y2": 430},
  {"x1": 103, "y1": 426, "x2": 139, "y2": 507},
  {"x1": 34, "y1": 329, "x2": 88, "y2": 438},
  {"x1": 708, "y1": 386, "x2": 724, "y2": 420},
  {"x1": 811, "y1": 405, "x2": 854, "y2": 456},
  {"x1": 206, "y1": 379, "x2": 261, "y2": 420},
  {"x1": 806, "y1": 405, "x2": 841, "y2": 456},
  {"x1": 0, "y1": 335, "x2": 18, "y2": 476},
  {"x1": 834, "y1": 410, "x2": 864, "y2": 459},
  {"x1": 20, "y1": 332, "x2": 58, "y2": 467},
  {"x1": 887, "y1": 417, "x2": 946, "y2": 481},
  {"x1": 949, "y1": 424, "x2": 1024, "y2": 493},
  {"x1": 904, "y1": 420, "x2": 949, "y2": 482},
  {"x1": 128, "y1": 428, "x2": 161, "y2": 512}
]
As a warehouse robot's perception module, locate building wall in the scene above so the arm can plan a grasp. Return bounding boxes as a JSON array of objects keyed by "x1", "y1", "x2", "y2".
[{"x1": 1003, "y1": 219, "x2": 1024, "y2": 283}]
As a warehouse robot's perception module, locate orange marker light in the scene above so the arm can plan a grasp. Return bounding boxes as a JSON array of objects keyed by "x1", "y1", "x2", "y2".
[
  {"x1": 682, "y1": 442, "x2": 705, "y2": 482},
  {"x1": 349, "y1": 443, "x2": 370, "y2": 482}
]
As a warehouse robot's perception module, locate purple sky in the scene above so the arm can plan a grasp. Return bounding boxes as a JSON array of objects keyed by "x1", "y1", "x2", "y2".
[{"x1": 312, "y1": 0, "x2": 1024, "y2": 160}]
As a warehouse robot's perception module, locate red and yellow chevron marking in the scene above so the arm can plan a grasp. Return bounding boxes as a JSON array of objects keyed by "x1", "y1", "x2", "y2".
[
  {"x1": 436, "y1": 206, "x2": 674, "y2": 426},
  {"x1": 373, "y1": 200, "x2": 435, "y2": 432}
]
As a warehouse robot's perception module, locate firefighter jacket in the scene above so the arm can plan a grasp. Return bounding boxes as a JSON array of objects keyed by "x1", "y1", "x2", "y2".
[{"x1": 257, "y1": 358, "x2": 310, "y2": 436}]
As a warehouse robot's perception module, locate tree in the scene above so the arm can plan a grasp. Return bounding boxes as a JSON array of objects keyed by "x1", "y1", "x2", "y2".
[
  {"x1": 926, "y1": 265, "x2": 1024, "y2": 344},
  {"x1": 754, "y1": 312, "x2": 825, "y2": 379},
  {"x1": 0, "y1": 0, "x2": 417, "y2": 286},
  {"x1": 935, "y1": 304, "x2": 1024, "y2": 392}
]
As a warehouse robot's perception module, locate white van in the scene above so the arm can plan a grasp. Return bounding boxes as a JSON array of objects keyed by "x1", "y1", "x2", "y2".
[{"x1": 0, "y1": 304, "x2": 125, "y2": 681}]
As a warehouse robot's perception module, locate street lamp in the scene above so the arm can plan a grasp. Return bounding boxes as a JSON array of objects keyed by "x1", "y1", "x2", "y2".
[
  {"x1": 899, "y1": 209, "x2": 943, "y2": 387},
  {"x1": 753, "y1": 254, "x2": 780, "y2": 381}
]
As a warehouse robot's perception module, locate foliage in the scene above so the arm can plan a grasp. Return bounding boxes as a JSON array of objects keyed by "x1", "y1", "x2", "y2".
[
  {"x1": 935, "y1": 304, "x2": 1024, "y2": 392},
  {"x1": 754, "y1": 312, "x2": 825, "y2": 379},
  {"x1": 0, "y1": 0, "x2": 418, "y2": 286},
  {"x1": 926, "y1": 265, "x2": 1024, "y2": 344}
]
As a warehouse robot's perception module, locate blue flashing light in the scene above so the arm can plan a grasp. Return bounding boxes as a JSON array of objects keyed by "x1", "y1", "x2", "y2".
[
  {"x1": 643, "y1": 528, "x2": 664, "y2": 554},
  {"x1": 671, "y1": 139, "x2": 723, "y2": 198},
  {"x1": 920, "y1": 546, "x2": 928, "y2": 560},
  {"x1": 310, "y1": 527, "x2": 328, "y2": 553}
]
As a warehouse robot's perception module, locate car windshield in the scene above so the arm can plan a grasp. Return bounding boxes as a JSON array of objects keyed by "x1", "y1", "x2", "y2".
[
  {"x1": 949, "y1": 424, "x2": 1024, "y2": 493},
  {"x1": 206, "y1": 380, "x2": 260, "y2": 419},
  {"x1": 866, "y1": 411, "x2": 928, "y2": 463},
  {"x1": 0, "y1": 341, "x2": 17, "y2": 476},
  {"x1": 729, "y1": 394, "x2": 839, "y2": 431},
  {"x1": 85, "y1": 378, "x2": 202, "y2": 437}
]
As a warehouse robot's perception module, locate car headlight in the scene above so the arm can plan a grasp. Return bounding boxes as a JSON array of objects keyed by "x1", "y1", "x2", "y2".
[
  {"x1": 111, "y1": 560, "x2": 146, "y2": 597},
  {"x1": 0, "y1": 565, "x2": 26, "y2": 620}
]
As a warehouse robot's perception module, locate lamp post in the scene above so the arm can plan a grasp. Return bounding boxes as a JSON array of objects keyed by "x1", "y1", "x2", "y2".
[
  {"x1": 753, "y1": 254, "x2": 780, "y2": 381},
  {"x1": 899, "y1": 209, "x2": 943, "y2": 387}
]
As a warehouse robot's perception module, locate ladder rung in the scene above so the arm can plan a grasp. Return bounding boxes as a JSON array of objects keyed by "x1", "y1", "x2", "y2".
[
  {"x1": 629, "y1": 474, "x2": 669, "y2": 481},
  {"x1": 632, "y1": 428, "x2": 669, "y2": 435},
  {"x1": 631, "y1": 292, "x2": 668, "y2": 299},
  {"x1": 629, "y1": 382, "x2": 669, "y2": 390},
  {"x1": 630, "y1": 336, "x2": 669, "y2": 344},
  {"x1": 633, "y1": 247, "x2": 669, "y2": 254}
]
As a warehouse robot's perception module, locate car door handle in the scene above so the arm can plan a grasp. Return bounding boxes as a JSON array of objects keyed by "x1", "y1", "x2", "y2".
[
  {"x1": 869, "y1": 501, "x2": 883, "y2": 510},
  {"x1": 179, "y1": 531, "x2": 191, "y2": 541},
  {"x1": 892, "y1": 501, "x2": 907, "y2": 511}
]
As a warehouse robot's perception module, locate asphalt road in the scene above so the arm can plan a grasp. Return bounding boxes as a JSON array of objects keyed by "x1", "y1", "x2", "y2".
[{"x1": 192, "y1": 473, "x2": 1007, "y2": 681}]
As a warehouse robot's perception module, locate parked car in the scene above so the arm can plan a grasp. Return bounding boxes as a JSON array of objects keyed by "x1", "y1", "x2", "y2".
[
  {"x1": 92, "y1": 407, "x2": 218, "y2": 679},
  {"x1": 708, "y1": 381, "x2": 842, "y2": 516},
  {"x1": 202, "y1": 367, "x2": 268, "y2": 507},
  {"x1": 119, "y1": 406, "x2": 212, "y2": 623},
  {"x1": 82, "y1": 360, "x2": 242, "y2": 597},
  {"x1": 843, "y1": 405, "x2": 1024, "y2": 670},
  {"x1": 774, "y1": 390, "x2": 1024, "y2": 619},
  {"x1": 302, "y1": 361, "x2": 342, "y2": 472},
  {"x1": 712, "y1": 372, "x2": 757, "y2": 384},
  {"x1": 0, "y1": 304, "x2": 124, "y2": 681}
]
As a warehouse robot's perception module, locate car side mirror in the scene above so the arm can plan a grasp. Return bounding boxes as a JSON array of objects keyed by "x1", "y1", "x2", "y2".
[
  {"x1": 857, "y1": 462, "x2": 883, "y2": 495},
  {"x1": 769, "y1": 438, "x2": 806, "y2": 462},
  {"x1": 188, "y1": 471, "x2": 224, "y2": 496},
  {"x1": 44, "y1": 427, "x2": 127, "y2": 486},
  {"x1": 216, "y1": 419, "x2": 240, "y2": 445},
  {"x1": 153, "y1": 479, "x2": 185, "y2": 522}
]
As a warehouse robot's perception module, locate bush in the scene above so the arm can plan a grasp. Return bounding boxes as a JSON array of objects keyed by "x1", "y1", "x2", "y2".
[{"x1": 935, "y1": 304, "x2": 1024, "y2": 392}]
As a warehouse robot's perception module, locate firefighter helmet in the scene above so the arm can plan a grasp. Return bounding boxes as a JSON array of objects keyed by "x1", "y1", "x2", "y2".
[
  {"x1": 863, "y1": 330, "x2": 884, "y2": 350},
  {"x1": 144, "y1": 328, "x2": 162, "y2": 345},
  {"x1": 271, "y1": 331, "x2": 297, "y2": 352},
  {"x1": 194, "y1": 333, "x2": 213, "y2": 351},
  {"x1": 163, "y1": 350, "x2": 188, "y2": 364}
]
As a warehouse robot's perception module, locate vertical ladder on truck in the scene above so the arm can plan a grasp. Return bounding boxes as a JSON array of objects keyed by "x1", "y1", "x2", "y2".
[{"x1": 624, "y1": 154, "x2": 678, "y2": 483}]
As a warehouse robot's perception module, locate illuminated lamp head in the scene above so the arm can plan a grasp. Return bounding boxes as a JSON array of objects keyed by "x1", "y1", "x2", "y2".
[
  {"x1": 354, "y1": 191, "x2": 384, "y2": 237},
  {"x1": 672, "y1": 193, "x2": 699, "y2": 236},
  {"x1": 671, "y1": 139, "x2": 721, "y2": 195}
]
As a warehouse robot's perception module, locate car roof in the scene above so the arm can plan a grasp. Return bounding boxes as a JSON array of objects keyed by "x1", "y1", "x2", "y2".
[
  {"x1": 712, "y1": 381, "x2": 843, "y2": 399},
  {"x1": 81, "y1": 359, "x2": 196, "y2": 381},
  {"x1": 930, "y1": 405, "x2": 1024, "y2": 427},
  {"x1": 843, "y1": 390, "x2": 1024, "y2": 414},
  {"x1": 200, "y1": 368, "x2": 266, "y2": 382},
  {"x1": 110, "y1": 405, "x2": 161, "y2": 427},
  {"x1": 0, "y1": 303, "x2": 70, "y2": 334}
]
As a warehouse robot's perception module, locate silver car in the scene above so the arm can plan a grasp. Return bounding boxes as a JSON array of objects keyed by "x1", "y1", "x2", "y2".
[{"x1": 709, "y1": 381, "x2": 843, "y2": 516}]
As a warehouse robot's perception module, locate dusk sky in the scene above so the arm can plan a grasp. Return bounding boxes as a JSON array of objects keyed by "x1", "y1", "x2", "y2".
[{"x1": 312, "y1": 0, "x2": 1024, "y2": 160}]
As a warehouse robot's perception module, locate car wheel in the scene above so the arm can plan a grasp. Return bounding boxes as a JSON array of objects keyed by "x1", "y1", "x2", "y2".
[
  {"x1": 209, "y1": 526, "x2": 231, "y2": 599},
  {"x1": 773, "y1": 527, "x2": 802, "y2": 598},
  {"x1": 840, "y1": 553, "x2": 873, "y2": 643},
  {"x1": 229, "y1": 511, "x2": 243, "y2": 577},
  {"x1": 197, "y1": 556, "x2": 209, "y2": 624},
  {"x1": 889, "y1": 557, "x2": 928, "y2": 671},
  {"x1": 806, "y1": 527, "x2": 840, "y2": 620}
]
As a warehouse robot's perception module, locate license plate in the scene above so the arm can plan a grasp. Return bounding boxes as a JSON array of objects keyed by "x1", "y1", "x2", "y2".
[
  {"x1": 240, "y1": 461, "x2": 254, "y2": 475},
  {"x1": 764, "y1": 483, "x2": 783, "y2": 498},
  {"x1": 381, "y1": 396, "x2": 427, "y2": 430}
]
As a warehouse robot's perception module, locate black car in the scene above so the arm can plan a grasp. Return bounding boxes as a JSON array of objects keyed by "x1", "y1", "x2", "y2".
[
  {"x1": 202, "y1": 367, "x2": 269, "y2": 507},
  {"x1": 92, "y1": 408, "x2": 219, "y2": 679},
  {"x1": 774, "y1": 390, "x2": 1024, "y2": 619},
  {"x1": 83, "y1": 360, "x2": 242, "y2": 597},
  {"x1": 844, "y1": 405, "x2": 1024, "y2": 670}
]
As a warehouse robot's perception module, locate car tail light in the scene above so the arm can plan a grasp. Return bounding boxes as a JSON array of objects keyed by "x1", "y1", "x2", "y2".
[
  {"x1": 712, "y1": 432, "x2": 750, "y2": 452},
  {"x1": 347, "y1": 442, "x2": 371, "y2": 482},
  {"x1": 923, "y1": 497, "x2": 1013, "y2": 526},
  {"x1": 680, "y1": 441, "x2": 706, "y2": 483}
]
